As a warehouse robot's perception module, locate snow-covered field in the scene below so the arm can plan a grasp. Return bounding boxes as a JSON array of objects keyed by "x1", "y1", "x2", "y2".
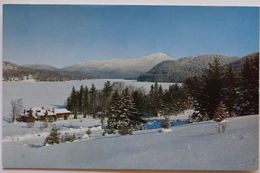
[{"x1": 2, "y1": 80, "x2": 259, "y2": 171}]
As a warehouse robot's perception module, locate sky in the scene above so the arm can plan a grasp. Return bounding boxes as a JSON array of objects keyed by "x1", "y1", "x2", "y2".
[{"x1": 3, "y1": 5, "x2": 259, "y2": 68}]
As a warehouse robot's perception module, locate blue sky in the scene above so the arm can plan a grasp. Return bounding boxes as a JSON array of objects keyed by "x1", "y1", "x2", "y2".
[{"x1": 3, "y1": 5, "x2": 259, "y2": 68}]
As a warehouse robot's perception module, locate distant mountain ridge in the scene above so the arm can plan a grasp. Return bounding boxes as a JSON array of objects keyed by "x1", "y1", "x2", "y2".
[
  {"x1": 5, "y1": 52, "x2": 258, "y2": 82},
  {"x1": 61, "y1": 52, "x2": 176, "y2": 79},
  {"x1": 21, "y1": 64, "x2": 62, "y2": 71},
  {"x1": 3, "y1": 62, "x2": 91, "y2": 81},
  {"x1": 137, "y1": 52, "x2": 259, "y2": 83}
]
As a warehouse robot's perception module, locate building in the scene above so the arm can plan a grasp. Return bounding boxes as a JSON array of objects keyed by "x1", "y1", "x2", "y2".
[{"x1": 19, "y1": 107, "x2": 70, "y2": 122}]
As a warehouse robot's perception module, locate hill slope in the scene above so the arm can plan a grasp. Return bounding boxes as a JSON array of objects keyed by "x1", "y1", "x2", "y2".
[
  {"x1": 62, "y1": 52, "x2": 176, "y2": 79},
  {"x1": 3, "y1": 61, "x2": 91, "y2": 81},
  {"x1": 2, "y1": 113, "x2": 258, "y2": 170},
  {"x1": 21, "y1": 64, "x2": 62, "y2": 71},
  {"x1": 137, "y1": 53, "x2": 257, "y2": 82}
]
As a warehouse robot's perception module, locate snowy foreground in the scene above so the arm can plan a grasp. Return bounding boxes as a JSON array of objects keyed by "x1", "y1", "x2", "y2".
[{"x1": 2, "y1": 113, "x2": 258, "y2": 170}]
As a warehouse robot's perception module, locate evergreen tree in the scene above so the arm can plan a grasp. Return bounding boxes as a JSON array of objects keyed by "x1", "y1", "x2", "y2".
[
  {"x1": 148, "y1": 82, "x2": 163, "y2": 116},
  {"x1": 222, "y1": 64, "x2": 239, "y2": 117},
  {"x1": 238, "y1": 55, "x2": 259, "y2": 115},
  {"x1": 163, "y1": 84, "x2": 189, "y2": 116},
  {"x1": 66, "y1": 86, "x2": 78, "y2": 117},
  {"x1": 108, "y1": 88, "x2": 146, "y2": 132},
  {"x1": 101, "y1": 81, "x2": 113, "y2": 125},
  {"x1": 83, "y1": 86, "x2": 89, "y2": 118},
  {"x1": 132, "y1": 88, "x2": 146, "y2": 113},
  {"x1": 197, "y1": 58, "x2": 224, "y2": 119},
  {"x1": 43, "y1": 124, "x2": 61, "y2": 145},
  {"x1": 78, "y1": 85, "x2": 85, "y2": 115},
  {"x1": 89, "y1": 83, "x2": 97, "y2": 118},
  {"x1": 214, "y1": 102, "x2": 228, "y2": 122},
  {"x1": 108, "y1": 89, "x2": 121, "y2": 129}
]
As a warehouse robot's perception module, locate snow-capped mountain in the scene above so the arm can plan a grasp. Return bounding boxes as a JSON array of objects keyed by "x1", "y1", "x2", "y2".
[
  {"x1": 61, "y1": 52, "x2": 176, "y2": 79},
  {"x1": 21, "y1": 64, "x2": 62, "y2": 71}
]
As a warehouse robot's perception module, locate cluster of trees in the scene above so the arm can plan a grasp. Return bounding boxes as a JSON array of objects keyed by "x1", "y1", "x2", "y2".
[
  {"x1": 184, "y1": 54, "x2": 259, "y2": 121},
  {"x1": 65, "y1": 80, "x2": 193, "y2": 133},
  {"x1": 65, "y1": 54, "x2": 258, "y2": 133}
]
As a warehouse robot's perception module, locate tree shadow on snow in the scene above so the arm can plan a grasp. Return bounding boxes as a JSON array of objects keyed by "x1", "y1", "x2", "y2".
[
  {"x1": 2, "y1": 116, "x2": 12, "y2": 123},
  {"x1": 52, "y1": 105, "x2": 66, "y2": 109},
  {"x1": 28, "y1": 144, "x2": 43, "y2": 148}
]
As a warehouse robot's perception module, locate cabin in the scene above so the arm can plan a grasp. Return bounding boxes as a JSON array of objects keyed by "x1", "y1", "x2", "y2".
[{"x1": 19, "y1": 107, "x2": 70, "y2": 122}]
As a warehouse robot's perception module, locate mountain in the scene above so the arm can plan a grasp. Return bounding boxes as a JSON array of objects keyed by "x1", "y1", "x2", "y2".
[
  {"x1": 61, "y1": 52, "x2": 176, "y2": 79},
  {"x1": 227, "y1": 52, "x2": 259, "y2": 72},
  {"x1": 137, "y1": 54, "x2": 244, "y2": 83},
  {"x1": 3, "y1": 61, "x2": 91, "y2": 82},
  {"x1": 21, "y1": 64, "x2": 62, "y2": 71}
]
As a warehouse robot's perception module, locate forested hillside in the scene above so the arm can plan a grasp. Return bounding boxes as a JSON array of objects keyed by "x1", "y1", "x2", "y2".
[
  {"x1": 137, "y1": 53, "x2": 258, "y2": 82},
  {"x1": 3, "y1": 61, "x2": 91, "y2": 81}
]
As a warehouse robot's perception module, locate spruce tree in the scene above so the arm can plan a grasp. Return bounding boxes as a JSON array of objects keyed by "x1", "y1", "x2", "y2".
[
  {"x1": 198, "y1": 58, "x2": 224, "y2": 119},
  {"x1": 43, "y1": 124, "x2": 61, "y2": 145},
  {"x1": 66, "y1": 86, "x2": 78, "y2": 117},
  {"x1": 78, "y1": 85, "x2": 85, "y2": 115},
  {"x1": 238, "y1": 55, "x2": 259, "y2": 115},
  {"x1": 222, "y1": 64, "x2": 239, "y2": 117},
  {"x1": 214, "y1": 102, "x2": 228, "y2": 122},
  {"x1": 83, "y1": 86, "x2": 89, "y2": 118},
  {"x1": 89, "y1": 83, "x2": 97, "y2": 118},
  {"x1": 101, "y1": 81, "x2": 113, "y2": 125},
  {"x1": 108, "y1": 89, "x2": 121, "y2": 129}
]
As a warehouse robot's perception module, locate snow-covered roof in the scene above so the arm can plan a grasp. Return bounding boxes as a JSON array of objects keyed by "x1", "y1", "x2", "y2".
[
  {"x1": 20, "y1": 107, "x2": 70, "y2": 117},
  {"x1": 54, "y1": 109, "x2": 70, "y2": 114}
]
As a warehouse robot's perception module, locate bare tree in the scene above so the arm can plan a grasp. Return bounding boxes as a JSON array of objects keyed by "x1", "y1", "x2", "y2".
[{"x1": 10, "y1": 98, "x2": 23, "y2": 123}]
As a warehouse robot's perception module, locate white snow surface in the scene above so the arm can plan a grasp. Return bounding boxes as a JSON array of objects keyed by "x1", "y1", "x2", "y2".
[
  {"x1": 2, "y1": 114, "x2": 258, "y2": 170},
  {"x1": 2, "y1": 80, "x2": 259, "y2": 170}
]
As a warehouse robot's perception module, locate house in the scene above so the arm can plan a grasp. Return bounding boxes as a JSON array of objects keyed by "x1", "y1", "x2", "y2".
[{"x1": 19, "y1": 107, "x2": 70, "y2": 122}]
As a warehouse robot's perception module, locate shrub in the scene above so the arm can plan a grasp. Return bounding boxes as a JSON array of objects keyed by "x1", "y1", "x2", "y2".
[
  {"x1": 43, "y1": 124, "x2": 61, "y2": 146},
  {"x1": 39, "y1": 120, "x2": 48, "y2": 131},
  {"x1": 86, "y1": 129, "x2": 92, "y2": 138},
  {"x1": 118, "y1": 125, "x2": 133, "y2": 136},
  {"x1": 215, "y1": 121, "x2": 229, "y2": 133},
  {"x1": 60, "y1": 133, "x2": 76, "y2": 143},
  {"x1": 102, "y1": 128, "x2": 116, "y2": 136},
  {"x1": 160, "y1": 116, "x2": 171, "y2": 129}
]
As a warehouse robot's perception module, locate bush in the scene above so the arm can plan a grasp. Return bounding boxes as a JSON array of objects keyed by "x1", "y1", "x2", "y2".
[
  {"x1": 102, "y1": 128, "x2": 116, "y2": 136},
  {"x1": 215, "y1": 121, "x2": 229, "y2": 133},
  {"x1": 39, "y1": 120, "x2": 48, "y2": 131},
  {"x1": 86, "y1": 129, "x2": 92, "y2": 138},
  {"x1": 118, "y1": 125, "x2": 133, "y2": 136},
  {"x1": 160, "y1": 116, "x2": 171, "y2": 129},
  {"x1": 60, "y1": 133, "x2": 76, "y2": 143},
  {"x1": 43, "y1": 124, "x2": 61, "y2": 146}
]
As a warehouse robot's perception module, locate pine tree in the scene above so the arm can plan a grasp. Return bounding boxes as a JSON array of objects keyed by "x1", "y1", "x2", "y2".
[
  {"x1": 89, "y1": 83, "x2": 97, "y2": 118},
  {"x1": 222, "y1": 64, "x2": 239, "y2": 117},
  {"x1": 238, "y1": 55, "x2": 259, "y2": 115},
  {"x1": 214, "y1": 102, "x2": 228, "y2": 122},
  {"x1": 197, "y1": 58, "x2": 224, "y2": 119},
  {"x1": 66, "y1": 86, "x2": 78, "y2": 118},
  {"x1": 101, "y1": 81, "x2": 113, "y2": 125},
  {"x1": 43, "y1": 124, "x2": 61, "y2": 145},
  {"x1": 78, "y1": 85, "x2": 85, "y2": 115},
  {"x1": 148, "y1": 82, "x2": 163, "y2": 116},
  {"x1": 108, "y1": 89, "x2": 121, "y2": 129},
  {"x1": 83, "y1": 86, "x2": 89, "y2": 118},
  {"x1": 108, "y1": 88, "x2": 146, "y2": 132}
]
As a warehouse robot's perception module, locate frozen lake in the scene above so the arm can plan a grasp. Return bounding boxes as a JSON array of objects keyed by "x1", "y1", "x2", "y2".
[{"x1": 2, "y1": 79, "x2": 174, "y2": 122}]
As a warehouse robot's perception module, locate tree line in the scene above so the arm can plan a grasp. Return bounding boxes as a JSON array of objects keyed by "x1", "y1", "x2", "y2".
[
  {"x1": 65, "y1": 54, "x2": 258, "y2": 132},
  {"x1": 184, "y1": 54, "x2": 259, "y2": 121}
]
